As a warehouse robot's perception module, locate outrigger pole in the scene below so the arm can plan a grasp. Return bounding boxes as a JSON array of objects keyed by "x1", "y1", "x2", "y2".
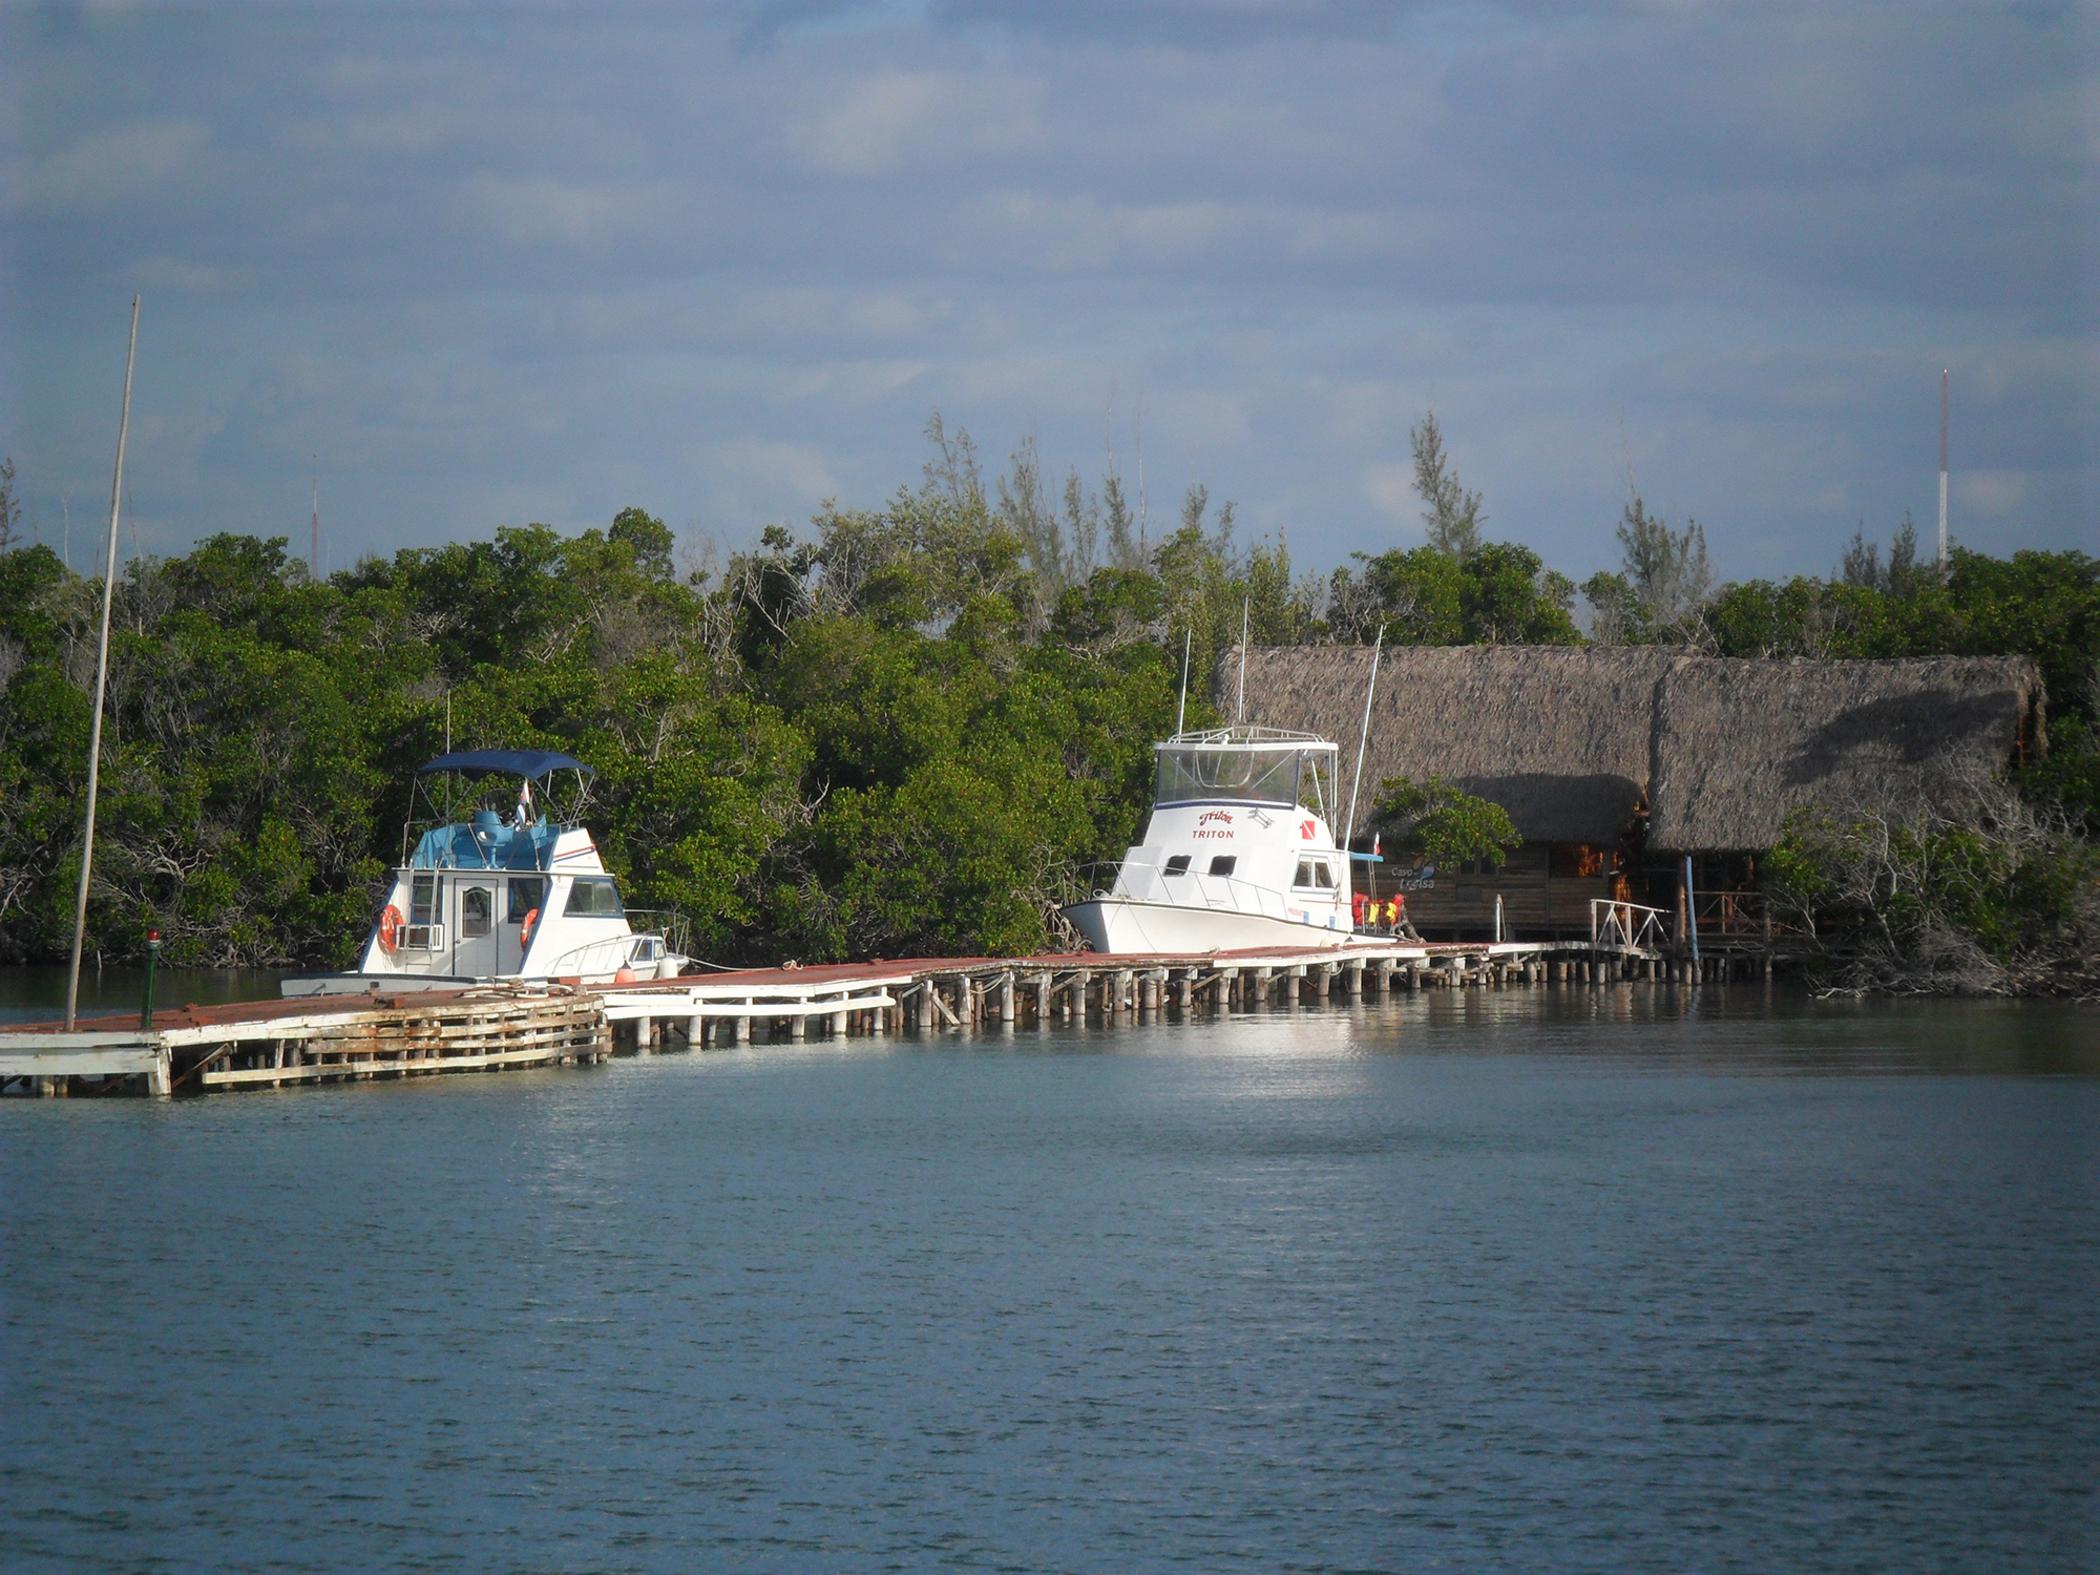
[
  {"x1": 1235, "y1": 599, "x2": 1249, "y2": 723},
  {"x1": 1342, "y1": 627, "x2": 1385, "y2": 853},
  {"x1": 65, "y1": 296, "x2": 140, "y2": 1031},
  {"x1": 1175, "y1": 628, "x2": 1191, "y2": 735}
]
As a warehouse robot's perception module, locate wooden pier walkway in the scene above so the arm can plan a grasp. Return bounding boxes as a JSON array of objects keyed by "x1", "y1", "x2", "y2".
[{"x1": 2, "y1": 933, "x2": 1765, "y2": 1099}]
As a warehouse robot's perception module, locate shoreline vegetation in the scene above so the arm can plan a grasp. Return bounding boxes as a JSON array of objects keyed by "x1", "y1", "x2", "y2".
[{"x1": 0, "y1": 417, "x2": 2093, "y2": 997}]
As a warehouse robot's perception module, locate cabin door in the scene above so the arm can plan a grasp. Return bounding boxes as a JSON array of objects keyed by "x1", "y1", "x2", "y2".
[{"x1": 452, "y1": 880, "x2": 498, "y2": 978}]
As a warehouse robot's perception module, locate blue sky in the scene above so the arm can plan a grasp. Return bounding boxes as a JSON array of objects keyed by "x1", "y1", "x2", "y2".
[{"x1": 2, "y1": 0, "x2": 2093, "y2": 586}]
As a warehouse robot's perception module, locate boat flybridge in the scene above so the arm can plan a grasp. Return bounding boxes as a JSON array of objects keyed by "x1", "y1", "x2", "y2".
[
  {"x1": 1062, "y1": 726, "x2": 1386, "y2": 955},
  {"x1": 280, "y1": 749, "x2": 688, "y2": 998}
]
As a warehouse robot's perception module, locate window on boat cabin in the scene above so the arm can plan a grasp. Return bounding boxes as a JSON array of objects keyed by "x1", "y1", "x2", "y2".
[
  {"x1": 1163, "y1": 855, "x2": 1192, "y2": 877},
  {"x1": 1294, "y1": 857, "x2": 1337, "y2": 889},
  {"x1": 506, "y1": 877, "x2": 546, "y2": 923},
  {"x1": 460, "y1": 884, "x2": 493, "y2": 939},
  {"x1": 409, "y1": 874, "x2": 438, "y2": 926},
  {"x1": 1207, "y1": 855, "x2": 1237, "y2": 877},
  {"x1": 563, "y1": 876, "x2": 625, "y2": 919},
  {"x1": 1155, "y1": 747, "x2": 1302, "y2": 807}
]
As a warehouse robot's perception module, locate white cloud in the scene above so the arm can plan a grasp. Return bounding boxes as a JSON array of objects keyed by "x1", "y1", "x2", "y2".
[
  {"x1": 129, "y1": 256, "x2": 249, "y2": 293},
  {"x1": 1362, "y1": 462, "x2": 1417, "y2": 525},
  {"x1": 791, "y1": 71, "x2": 942, "y2": 175},
  {"x1": 708, "y1": 438, "x2": 842, "y2": 508},
  {"x1": 1956, "y1": 470, "x2": 2029, "y2": 519},
  {"x1": 786, "y1": 65, "x2": 1043, "y2": 176},
  {"x1": 17, "y1": 118, "x2": 210, "y2": 214},
  {"x1": 460, "y1": 174, "x2": 666, "y2": 246}
]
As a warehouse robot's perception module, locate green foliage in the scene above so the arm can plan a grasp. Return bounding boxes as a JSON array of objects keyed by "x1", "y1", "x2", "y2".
[
  {"x1": 1370, "y1": 775, "x2": 1521, "y2": 870},
  {"x1": 1327, "y1": 542, "x2": 1577, "y2": 646},
  {"x1": 0, "y1": 411, "x2": 2091, "y2": 983},
  {"x1": 1410, "y1": 411, "x2": 1482, "y2": 558},
  {"x1": 1769, "y1": 794, "x2": 2099, "y2": 995},
  {"x1": 1584, "y1": 493, "x2": 1712, "y2": 644}
]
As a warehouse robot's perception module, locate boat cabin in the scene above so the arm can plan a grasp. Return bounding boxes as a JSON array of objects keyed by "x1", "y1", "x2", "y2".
[{"x1": 348, "y1": 749, "x2": 663, "y2": 986}]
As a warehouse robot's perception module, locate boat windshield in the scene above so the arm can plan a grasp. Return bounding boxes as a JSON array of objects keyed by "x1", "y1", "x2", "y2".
[{"x1": 1155, "y1": 746, "x2": 1307, "y2": 807}]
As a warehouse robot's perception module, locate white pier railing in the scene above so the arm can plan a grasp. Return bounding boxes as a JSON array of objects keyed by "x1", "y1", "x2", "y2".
[{"x1": 1590, "y1": 899, "x2": 1670, "y2": 953}]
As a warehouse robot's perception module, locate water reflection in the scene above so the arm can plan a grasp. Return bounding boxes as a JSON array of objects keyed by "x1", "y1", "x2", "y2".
[
  {"x1": 4, "y1": 983, "x2": 2095, "y2": 1570},
  {"x1": 0, "y1": 964, "x2": 287, "y2": 1023}
]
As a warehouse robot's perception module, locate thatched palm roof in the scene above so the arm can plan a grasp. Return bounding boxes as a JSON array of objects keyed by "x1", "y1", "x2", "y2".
[
  {"x1": 1648, "y1": 654, "x2": 2040, "y2": 850},
  {"x1": 1219, "y1": 645, "x2": 2041, "y2": 851},
  {"x1": 1221, "y1": 645, "x2": 1676, "y2": 844}
]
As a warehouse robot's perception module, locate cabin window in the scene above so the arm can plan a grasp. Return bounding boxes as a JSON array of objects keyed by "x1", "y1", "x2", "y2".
[
  {"x1": 1550, "y1": 844, "x2": 1608, "y2": 879},
  {"x1": 410, "y1": 874, "x2": 438, "y2": 926},
  {"x1": 1208, "y1": 855, "x2": 1237, "y2": 877},
  {"x1": 507, "y1": 878, "x2": 546, "y2": 922},
  {"x1": 1294, "y1": 857, "x2": 1336, "y2": 889},
  {"x1": 1163, "y1": 855, "x2": 1192, "y2": 877},
  {"x1": 563, "y1": 876, "x2": 625, "y2": 919},
  {"x1": 1155, "y1": 747, "x2": 1302, "y2": 807},
  {"x1": 461, "y1": 885, "x2": 493, "y2": 939}
]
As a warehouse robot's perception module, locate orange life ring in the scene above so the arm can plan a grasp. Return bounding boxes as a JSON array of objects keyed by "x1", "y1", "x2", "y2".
[
  {"x1": 378, "y1": 904, "x2": 404, "y2": 953},
  {"x1": 520, "y1": 906, "x2": 539, "y2": 951}
]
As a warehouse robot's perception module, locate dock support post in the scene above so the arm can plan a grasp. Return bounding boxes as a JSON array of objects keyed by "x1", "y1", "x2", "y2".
[
  {"x1": 1250, "y1": 967, "x2": 1270, "y2": 1008},
  {"x1": 999, "y1": 972, "x2": 1015, "y2": 1026},
  {"x1": 829, "y1": 995, "x2": 849, "y2": 1037}
]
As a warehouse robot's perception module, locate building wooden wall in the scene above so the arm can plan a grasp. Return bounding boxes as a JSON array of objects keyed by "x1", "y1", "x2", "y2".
[{"x1": 1361, "y1": 843, "x2": 1649, "y2": 939}]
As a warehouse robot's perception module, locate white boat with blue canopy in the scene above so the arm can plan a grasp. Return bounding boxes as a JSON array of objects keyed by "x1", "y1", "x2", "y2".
[{"x1": 279, "y1": 748, "x2": 688, "y2": 998}]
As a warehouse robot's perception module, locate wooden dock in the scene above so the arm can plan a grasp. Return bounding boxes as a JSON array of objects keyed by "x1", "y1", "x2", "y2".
[{"x1": 1, "y1": 933, "x2": 1770, "y2": 1099}]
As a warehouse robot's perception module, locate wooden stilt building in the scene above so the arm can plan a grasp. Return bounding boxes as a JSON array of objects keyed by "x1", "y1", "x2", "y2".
[{"x1": 1225, "y1": 645, "x2": 2044, "y2": 947}]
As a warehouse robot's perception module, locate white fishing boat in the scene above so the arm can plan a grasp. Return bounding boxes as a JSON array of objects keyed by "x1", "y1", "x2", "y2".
[
  {"x1": 1062, "y1": 725, "x2": 1388, "y2": 954},
  {"x1": 280, "y1": 749, "x2": 688, "y2": 998}
]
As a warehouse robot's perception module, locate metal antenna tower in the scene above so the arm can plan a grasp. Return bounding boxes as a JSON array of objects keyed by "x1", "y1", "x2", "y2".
[{"x1": 1937, "y1": 369, "x2": 1949, "y2": 571}]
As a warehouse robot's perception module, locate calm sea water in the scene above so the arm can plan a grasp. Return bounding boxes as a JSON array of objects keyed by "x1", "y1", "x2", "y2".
[
  {"x1": 0, "y1": 964, "x2": 287, "y2": 1024},
  {"x1": 4, "y1": 986, "x2": 2096, "y2": 1571}
]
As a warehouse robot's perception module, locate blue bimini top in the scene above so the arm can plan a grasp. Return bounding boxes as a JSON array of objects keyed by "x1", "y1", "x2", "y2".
[{"x1": 417, "y1": 749, "x2": 593, "y2": 781}]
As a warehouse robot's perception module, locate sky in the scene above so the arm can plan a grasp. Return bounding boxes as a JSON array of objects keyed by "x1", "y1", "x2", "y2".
[{"x1": 1, "y1": 0, "x2": 2094, "y2": 588}]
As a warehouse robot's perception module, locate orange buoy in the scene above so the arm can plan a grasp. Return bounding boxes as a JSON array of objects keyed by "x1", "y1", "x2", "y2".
[{"x1": 378, "y1": 904, "x2": 404, "y2": 952}]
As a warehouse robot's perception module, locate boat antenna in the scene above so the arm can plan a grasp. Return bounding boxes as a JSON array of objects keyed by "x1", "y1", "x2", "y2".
[
  {"x1": 1342, "y1": 626, "x2": 1384, "y2": 853},
  {"x1": 1175, "y1": 628, "x2": 1191, "y2": 735},
  {"x1": 65, "y1": 295, "x2": 140, "y2": 1032},
  {"x1": 1235, "y1": 598, "x2": 1249, "y2": 724},
  {"x1": 310, "y1": 460, "x2": 321, "y2": 579}
]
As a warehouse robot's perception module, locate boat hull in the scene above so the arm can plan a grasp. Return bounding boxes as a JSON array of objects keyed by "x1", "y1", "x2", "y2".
[
  {"x1": 1061, "y1": 897, "x2": 1377, "y2": 956},
  {"x1": 279, "y1": 955, "x2": 687, "y2": 999}
]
